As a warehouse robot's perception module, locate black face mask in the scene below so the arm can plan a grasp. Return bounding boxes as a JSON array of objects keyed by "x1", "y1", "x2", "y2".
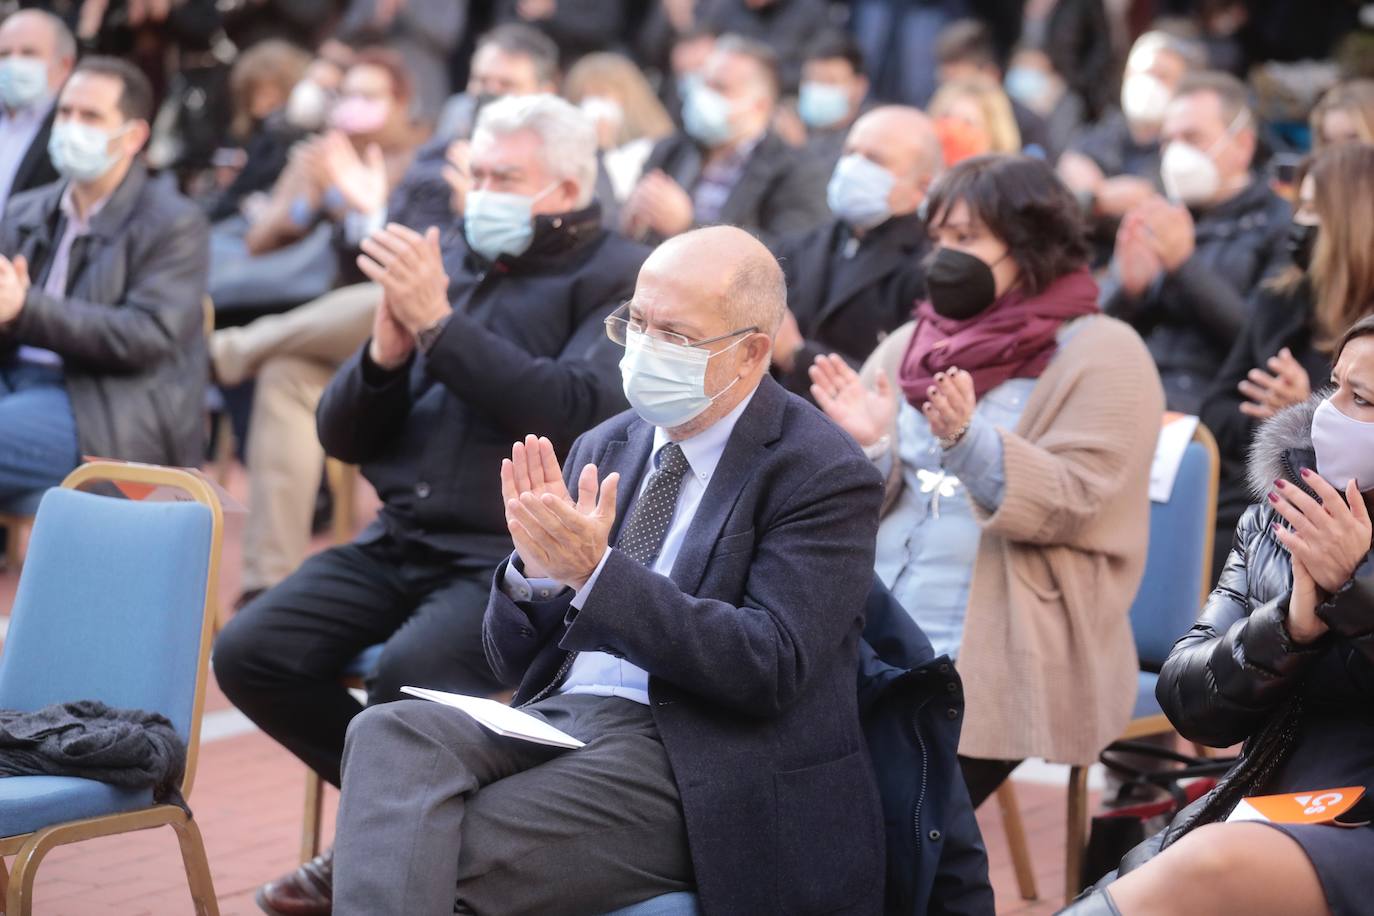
[
  {"x1": 926, "y1": 248, "x2": 999, "y2": 320},
  {"x1": 1286, "y1": 221, "x2": 1318, "y2": 273}
]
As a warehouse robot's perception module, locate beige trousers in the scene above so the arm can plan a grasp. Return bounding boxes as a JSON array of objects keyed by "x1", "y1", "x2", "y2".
[{"x1": 225, "y1": 282, "x2": 379, "y2": 591}]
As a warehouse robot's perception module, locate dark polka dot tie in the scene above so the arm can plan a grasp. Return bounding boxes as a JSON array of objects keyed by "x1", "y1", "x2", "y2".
[{"x1": 615, "y1": 442, "x2": 690, "y2": 567}]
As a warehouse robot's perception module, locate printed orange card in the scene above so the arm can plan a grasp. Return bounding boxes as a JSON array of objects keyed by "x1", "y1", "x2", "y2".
[{"x1": 1227, "y1": 787, "x2": 1367, "y2": 825}]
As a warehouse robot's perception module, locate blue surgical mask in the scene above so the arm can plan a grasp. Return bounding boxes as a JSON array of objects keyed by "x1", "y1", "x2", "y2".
[
  {"x1": 676, "y1": 71, "x2": 703, "y2": 104},
  {"x1": 0, "y1": 56, "x2": 49, "y2": 110},
  {"x1": 620, "y1": 329, "x2": 746, "y2": 428},
  {"x1": 48, "y1": 120, "x2": 126, "y2": 184},
  {"x1": 798, "y1": 81, "x2": 851, "y2": 130},
  {"x1": 463, "y1": 183, "x2": 558, "y2": 262},
  {"x1": 682, "y1": 83, "x2": 735, "y2": 148},
  {"x1": 1004, "y1": 67, "x2": 1051, "y2": 109},
  {"x1": 826, "y1": 153, "x2": 896, "y2": 231}
]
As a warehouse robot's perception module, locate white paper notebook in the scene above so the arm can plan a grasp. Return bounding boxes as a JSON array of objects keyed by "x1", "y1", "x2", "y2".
[{"x1": 400, "y1": 686, "x2": 586, "y2": 749}]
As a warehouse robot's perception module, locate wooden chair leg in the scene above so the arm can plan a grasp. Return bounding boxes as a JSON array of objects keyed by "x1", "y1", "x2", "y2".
[
  {"x1": 1065, "y1": 764, "x2": 1091, "y2": 905},
  {"x1": 325, "y1": 460, "x2": 355, "y2": 546},
  {"x1": 0, "y1": 853, "x2": 9, "y2": 904},
  {"x1": 300, "y1": 770, "x2": 325, "y2": 864},
  {"x1": 171, "y1": 815, "x2": 221, "y2": 916},
  {"x1": 995, "y1": 781, "x2": 1038, "y2": 901},
  {"x1": 213, "y1": 414, "x2": 236, "y2": 488},
  {"x1": 6, "y1": 828, "x2": 59, "y2": 916}
]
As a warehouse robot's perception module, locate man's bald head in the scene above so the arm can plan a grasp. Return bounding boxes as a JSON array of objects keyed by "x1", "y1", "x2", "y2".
[
  {"x1": 834, "y1": 106, "x2": 941, "y2": 225},
  {"x1": 642, "y1": 226, "x2": 786, "y2": 338},
  {"x1": 0, "y1": 9, "x2": 76, "y2": 110},
  {"x1": 628, "y1": 227, "x2": 782, "y2": 437},
  {"x1": 848, "y1": 106, "x2": 942, "y2": 188}
]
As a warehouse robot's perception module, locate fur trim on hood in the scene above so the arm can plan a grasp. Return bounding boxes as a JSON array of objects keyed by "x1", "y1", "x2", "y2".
[{"x1": 1246, "y1": 393, "x2": 1322, "y2": 503}]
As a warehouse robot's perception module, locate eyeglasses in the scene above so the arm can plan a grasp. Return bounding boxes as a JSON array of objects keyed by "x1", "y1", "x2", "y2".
[{"x1": 604, "y1": 302, "x2": 758, "y2": 349}]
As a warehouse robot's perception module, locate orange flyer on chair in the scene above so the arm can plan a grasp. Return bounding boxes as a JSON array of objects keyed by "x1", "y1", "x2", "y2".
[{"x1": 1227, "y1": 787, "x2": 1366, "y2": 825}]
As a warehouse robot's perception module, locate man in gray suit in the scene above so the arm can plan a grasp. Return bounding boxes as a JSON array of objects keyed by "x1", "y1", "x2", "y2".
[{"x1": 331, "y1": 225, "x2": 888, "y2": 915}]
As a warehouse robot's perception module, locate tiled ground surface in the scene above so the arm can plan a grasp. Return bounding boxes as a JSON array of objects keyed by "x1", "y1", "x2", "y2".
[{"x1": 0, "y1": 464, "x2": 1085, "y2": 915}]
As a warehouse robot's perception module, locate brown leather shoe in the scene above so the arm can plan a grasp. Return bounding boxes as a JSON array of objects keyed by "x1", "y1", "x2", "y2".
[{"x1": 255, "y1": 849, "x2": 333, "y2": 916}]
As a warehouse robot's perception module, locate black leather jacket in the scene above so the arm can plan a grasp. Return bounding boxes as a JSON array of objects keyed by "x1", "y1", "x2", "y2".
[
  {"x1": 1157, "y1": 395, "x2": 1374, "y2": 748},
  {"x1": 0, "y1": 165, "x2": 210, "y2": 468}
]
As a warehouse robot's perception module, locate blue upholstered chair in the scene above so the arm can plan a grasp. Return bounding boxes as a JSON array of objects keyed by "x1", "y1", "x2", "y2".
[
  {"x1": 0, "y1": 463, "x2": 224, "y2": 915},
  {"x1": 1061, "y1": 424, "x2": 1220, "y2": 901}
]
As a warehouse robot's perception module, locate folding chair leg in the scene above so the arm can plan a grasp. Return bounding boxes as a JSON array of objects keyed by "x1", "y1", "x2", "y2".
[
  {"x1": 171, "y1": 815, "x2": 221, "y2": 916},
  {"x1": 1065, "y1": 764, "x2": 1091, "y2": 906},
  {"x1": 6, "y1": 828, "x2": 59, "y2": 916},
  {"x1": 995, "y1": 781, "x2": 1038, "y2": 901},
  {"x1": 325, "y1": 460, "x2": 356, "y2": 546},
  {"x1": 301, "y1": 770, "x2": 326, "y2": 864}
]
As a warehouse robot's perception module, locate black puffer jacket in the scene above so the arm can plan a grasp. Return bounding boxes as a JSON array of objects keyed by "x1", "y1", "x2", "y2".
[{"x1": 1157, "y1": 394, "x2": 1374, "y2": 748}]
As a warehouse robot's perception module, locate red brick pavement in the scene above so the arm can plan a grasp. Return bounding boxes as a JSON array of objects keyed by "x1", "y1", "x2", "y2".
[{"x1": 1, "y1": 464, "x2": 1084, "y2": 915}]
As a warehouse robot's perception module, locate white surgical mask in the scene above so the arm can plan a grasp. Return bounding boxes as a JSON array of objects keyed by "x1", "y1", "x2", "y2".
[
  {"x1": 463, "y1": 183, "x2": 558, "y2": 262},
  {"x1": 826, "y1": 153, "x2": 895, "y2": 231},
  {"x1": 1121, "y1": 72, "x2": 1171, "y2": 127},
  {"x1": 1160, "y1": 109, "x2": 1248, "y2": 206},
  {"x1": 579, "y1": 95, "x2": 624, "y2": 132},
  {"x1": 48, "y1": 120, "x2": 125, "y2": 183},
  {"x1": 620, "y1": 329, "x2": 746, "y2": 428},
  {"x1": 1311, "y1": 398, "x2": 1374, "y2": 492},
  {"x1": 682, "y1": 83, "x2": 735, "y2": 147},
  {"x1": 285, "y1": 80, "x2": 329, "y2": 130},
  {"x1": 0, "y1": 56, "x2": 49, "y2": 110}
]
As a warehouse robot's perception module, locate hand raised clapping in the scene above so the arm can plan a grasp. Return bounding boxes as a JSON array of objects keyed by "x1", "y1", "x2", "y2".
[
  {"x1": 1270, "y1": 469, "x2": 1373, "y2": 598},
  {"x1": 810, "y1": 354, "x2": 897, "y2": 448},
  {"x1": 501, "y1": 435, "x2": 620, "y2": 589}
]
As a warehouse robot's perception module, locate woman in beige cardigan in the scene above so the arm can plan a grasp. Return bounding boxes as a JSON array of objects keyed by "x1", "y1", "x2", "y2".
[{"x1": 812, "y1": 154, "x2": 1164, "y2": 804}]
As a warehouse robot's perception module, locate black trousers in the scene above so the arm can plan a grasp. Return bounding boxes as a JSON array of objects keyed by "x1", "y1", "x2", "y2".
[
  {"x1": 959, "y1": 755, "x2": 1023, "y2": 809},
  {"x1": 213, "y1": 536, "x2": 503, "y2": 787}
]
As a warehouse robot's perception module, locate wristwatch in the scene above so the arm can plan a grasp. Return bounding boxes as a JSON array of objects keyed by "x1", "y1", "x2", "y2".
[{"x1": 416, "y1": 314, "x2": 451, "y2": 353}]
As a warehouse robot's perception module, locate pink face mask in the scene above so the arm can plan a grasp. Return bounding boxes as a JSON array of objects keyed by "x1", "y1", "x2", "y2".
[{"x1": 329, "y1": 96, "x2": 391, "y2": 135}]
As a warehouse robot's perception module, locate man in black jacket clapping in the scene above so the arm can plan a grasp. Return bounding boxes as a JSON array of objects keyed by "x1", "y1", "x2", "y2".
[{"x1": 213, "y1": 94, "x2": 647, "y2": 916}]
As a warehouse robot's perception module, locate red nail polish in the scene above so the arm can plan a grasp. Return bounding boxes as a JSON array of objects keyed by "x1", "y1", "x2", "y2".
[
  {"x1": 1268, "y1": 492, "x2": 1279, "y2": 503},
  {"x1": 1275, "y1": 479, "x2": 1286, "y2": 489},
  {"x1": 1301, "y1": 468, "x2": 1312, "y2": 478}
]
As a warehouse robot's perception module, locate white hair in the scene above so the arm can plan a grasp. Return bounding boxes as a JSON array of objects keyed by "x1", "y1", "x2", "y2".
[{"x1": 473, "y1": 94, "x2": 599, "y2": 208}]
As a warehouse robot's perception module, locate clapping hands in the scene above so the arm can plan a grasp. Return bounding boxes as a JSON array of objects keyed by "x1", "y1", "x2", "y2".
[
  {"x1": 0, "y1": 255, "x2": 30, "y2": 325},
  {"x1": 501, "y1": 435, "x2": 619, "y2": 589},
  {"x1": 1238, "y1": 348, "x2": 1312, "y2": 420}
]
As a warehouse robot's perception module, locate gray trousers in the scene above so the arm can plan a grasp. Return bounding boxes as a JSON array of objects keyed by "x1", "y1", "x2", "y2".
[{"x1": 333, "y1": 693, "x2": 694, "y2": 916}]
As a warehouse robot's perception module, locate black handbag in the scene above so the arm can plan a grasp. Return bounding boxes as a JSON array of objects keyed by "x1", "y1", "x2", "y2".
[{"x1": 1078, "y1": 740, "x2": 1239, "y2": 891}]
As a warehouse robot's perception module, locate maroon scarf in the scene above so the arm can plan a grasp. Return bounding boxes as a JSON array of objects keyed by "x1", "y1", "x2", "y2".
[{"x1": 898, "y1": 268, "x2": 1100, "y2": 404}]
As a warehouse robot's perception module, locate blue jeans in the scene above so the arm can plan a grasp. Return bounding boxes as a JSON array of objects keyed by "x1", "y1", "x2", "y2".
[{"x1": 0, "y1": 360, "x2": 81, "y2": 504}]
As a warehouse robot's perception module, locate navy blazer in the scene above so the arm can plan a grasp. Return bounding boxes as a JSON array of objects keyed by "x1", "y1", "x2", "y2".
[{"x1": 484, "y1": 375, "x2": 887, "y2": 916}]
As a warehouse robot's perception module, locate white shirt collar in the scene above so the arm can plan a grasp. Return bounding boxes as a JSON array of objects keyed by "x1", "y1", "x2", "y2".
[{"x1": 651, "y1": 385, "x2": 759, "y2": 486}]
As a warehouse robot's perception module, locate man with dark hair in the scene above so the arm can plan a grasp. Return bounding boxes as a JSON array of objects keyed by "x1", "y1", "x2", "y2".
[
  {"x1": 699, "y1": 0, "x2": 829, "y2": 93},
  {"x1": 622, "y1": 34, "x2": 829, "y2": 247},
  {"x1": 0, "y1": 10, "x2": 75, "y2": 216},
  {"x1": 434, "y1": 22, "x2": 560, "y2": 141},
  {"x1": 0, "y1": 56, "x2": 209, "y2": 502},
  {"x1": 1106, "y1": 70, "x2": 1291, "y2": 414},
  {"x1": 934, "y1": 18, "x2": 1050, "y2": 155},
  {"x1": 798, "y1": 30, "x2": 870, "y2": 171}
]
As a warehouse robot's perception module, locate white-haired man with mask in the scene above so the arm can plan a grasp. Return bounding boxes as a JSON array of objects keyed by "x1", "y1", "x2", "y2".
[
  {"x1": 1058, "y1": 30, "x2": 1203, "y2": 223},
  {"x1": 0, "y1": 9, "x2": 75, "y2": 215},
  {"x1": 622, "y1": 33, "x2": 829, "y2": 247},
  {"x1": 1105, "y1": 71, "x2": 1290, "y2": 415},
  {"x1": 213, "y1": 94, "x2": 649, "y2": 916}
]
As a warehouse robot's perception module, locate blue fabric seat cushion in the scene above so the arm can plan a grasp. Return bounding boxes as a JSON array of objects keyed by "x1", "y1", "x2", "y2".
[
  {"x1": 0, "y1": 775, "x2": 153, "y2": 837},
  {"x1": 1133, "y1": 670, "x2": 1163, "y2": 721},
  {"x1": 600, "y1": 892, "x2": 701, "y2": 916},
  {"x1": 342, "y1": 644, "x2": 385, "y2": 680}
]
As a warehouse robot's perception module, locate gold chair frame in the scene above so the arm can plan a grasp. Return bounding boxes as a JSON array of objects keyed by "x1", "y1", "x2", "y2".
[
  {"x1": 0, "y1": 462, "x2": 225, "y2": 915},
  {"x1": 994, "y1": 424, "x2": 1220, "y2": 905}
]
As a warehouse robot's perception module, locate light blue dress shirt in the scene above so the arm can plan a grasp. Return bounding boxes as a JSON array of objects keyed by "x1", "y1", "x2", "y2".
[
  {"x1": 873, "y1": 322, "x2": 1085, "y2": 658},
  {"x1": 873, "y1": 379, "x2": 1033, "y2": 660},
  {"x1": 503, "y1": 389, "x2": 758, "y2": 705}
]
